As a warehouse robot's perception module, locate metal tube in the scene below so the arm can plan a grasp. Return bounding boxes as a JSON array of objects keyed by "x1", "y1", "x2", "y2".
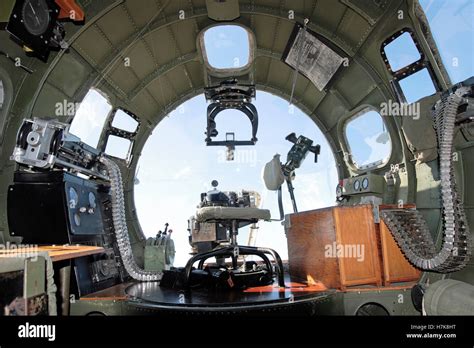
[
  {"x1": 58, "y1": 263, "x2": 71, "y2": 316},
  {"x1": 100, "y1": 156, "x2": 161, "y2": 281},
  {"x1": 286, "y1": 179, "x2": 298, "y2": 213},
  {"x1": 231, "y1": 220, "x2": 238, "y2": 246}
]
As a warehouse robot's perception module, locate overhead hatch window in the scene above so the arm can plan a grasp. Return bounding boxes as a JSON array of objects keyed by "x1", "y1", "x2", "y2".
[
  {"x1": 69, "y1": 89, "x2": 112, "y2": 148},
  {"x1": 345, "y1": 109, "x2": 391, "y2": 169},
  {"x1": 202, "y1": 25, "x2": 250, "y2": 69},
  {"x1": 105, "y1": 135, "x2": 132, "y2": 161},
  {"x1": 283, "y1": 24, "x2": 344, "y2": 91},
  {"x1": 112, "y1": 109, "x2": 139, "y2": 133},
  {"x1": 383, "y1": 32, "x2": 421, "y2": 72}
]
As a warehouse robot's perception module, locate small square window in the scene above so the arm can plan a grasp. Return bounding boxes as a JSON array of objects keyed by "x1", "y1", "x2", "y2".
[
  {"x1": 112, "y1": 109, "x2": 139, "y2": 133},
  {"x1": 105, "y1": 135, "x2": 132, "y2": 161},
  {"x1": 399, "y1": 68, "x2": 437, "y2": 104},
  {"x1": 384, "y1": 32, "x2": 421, "y2": 72}
]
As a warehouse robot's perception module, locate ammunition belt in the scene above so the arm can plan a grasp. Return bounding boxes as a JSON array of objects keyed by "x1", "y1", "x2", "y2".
[
  {"x1": 100, "y1": 156, "x2": 161, "y2": 281},
  {"x1": 381, "y1": 90, "x2": 471, "y2": 272}
]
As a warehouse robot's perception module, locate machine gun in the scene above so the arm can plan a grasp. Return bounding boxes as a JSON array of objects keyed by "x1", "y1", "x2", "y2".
[
  {"x1": 263, "y1": 132, "x2": 321, "y2": 217},
  {"x1": 9, "y1": 118, "x2": 162, "y2": 295},
  {"x1": 11, "y1": 118, "x2": 107, "y2": 180},
  {"x1": 284, "y1": 132, "x2": 321, "y2": 170},
  {"x1": 283, "y1": 133, "x2": 320, "y2": 213}
]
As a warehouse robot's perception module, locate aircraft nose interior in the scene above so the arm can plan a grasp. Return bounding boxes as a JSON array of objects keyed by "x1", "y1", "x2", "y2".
[{"x1": 0, "y1": 0, "x2": 473, "y2": 325}]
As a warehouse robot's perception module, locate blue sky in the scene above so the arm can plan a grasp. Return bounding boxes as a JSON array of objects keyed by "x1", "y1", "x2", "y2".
[
  {"x1": 71, "y1": 0, "x2": 473, "y2": 266},
  {"x1": 134, "y1": 93, "x2": 339, "y2": 265},
  {"x1": 419, "y1": 0, "x2": 473, "y2": 84},
  {"x1": 203, "y1": 25, "x2": 250, "y2": 68}
]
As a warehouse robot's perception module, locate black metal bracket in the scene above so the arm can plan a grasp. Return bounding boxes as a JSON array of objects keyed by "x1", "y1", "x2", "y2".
[
  {"x1": 183, "y1": 245, "x2": 286, "y2": 288},
  {"x1": 205, "y1": 101, "x2": 258, "y2": 145},
  {"x1": 204, "y1": 79, "x2": 258, "y2": 148}
]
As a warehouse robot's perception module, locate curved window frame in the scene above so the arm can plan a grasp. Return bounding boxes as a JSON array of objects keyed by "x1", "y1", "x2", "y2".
[
  {"x1": 342, "y1": 106, "x2": 392, "y2": 171},
  {"x1": 0, "y1": 80, "x2": 4, "y2": 110},
  {"x1": 102, "y1": 108, "x2": 140, "y2": 165},
  {"x1": 198, "y1": 23, "x2": 256, "y2": 76}
]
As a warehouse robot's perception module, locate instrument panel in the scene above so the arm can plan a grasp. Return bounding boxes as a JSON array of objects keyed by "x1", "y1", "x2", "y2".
[{"x1": 337, "y1": 173, "x2": 385, "y2": 197}]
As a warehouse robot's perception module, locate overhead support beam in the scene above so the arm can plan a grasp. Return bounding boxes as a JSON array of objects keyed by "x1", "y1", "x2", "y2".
[
  {"x1": 51, "y1": 4, "x2": 374, "y2": 111},
  {"x1": 76, "y1": 4, "x2": 361, "y2": 86},
  {"x1": 87, "y1": 0, "x2": 172, "y2": 93},
  {"x1": 128, "y1": 48, "x2": 280, "y2": 101},
  {"x1": 129, "y1": 52, "x2": 198, "y2": 100},
  {"x1": 206, "y1": 0, "x2": 240, "y2": 21},
  {"x1": 83, "y1": 6, "x2": 208, "y2": 78},
  {"x1": 36, "y1": 0, "x2": 395, "y2": 117},
  {"x1": 70, "y1": 46, "x2": 131, "y2": 101},
  {"x1": 239, "y1": 4, "x2": 356, "y2": 57},
  {"x1": 40, "y1": 1, "x2": 395, "y2": 133},
  {"x1": 164, "y1": 24, "x2": 195, "y2": 90}
]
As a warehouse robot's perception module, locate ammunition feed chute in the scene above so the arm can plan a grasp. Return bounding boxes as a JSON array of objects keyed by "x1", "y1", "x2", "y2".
[{"x1": 382, "y1": 84, "x2": 473, "y2": 272}]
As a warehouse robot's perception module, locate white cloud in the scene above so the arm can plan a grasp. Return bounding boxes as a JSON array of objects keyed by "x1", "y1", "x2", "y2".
[{"x1": 364, "y1": 133, "x2": 391, "y2": 165}]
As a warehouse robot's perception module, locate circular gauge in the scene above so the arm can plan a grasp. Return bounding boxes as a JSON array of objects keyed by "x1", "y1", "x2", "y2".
[
  {"x1": 21, "y1": 0, "x2": 51, "y2": 36},
  {"x1": 73, "y1": 213, "x2": 81, "y2": 226},
  {"x1": 88, "y1": 192, "x2": 97, "y2": 209},
  {"x1": 362, "y1": 177, "x2": 369, "y2": 190},
  {"x1": 68, "y1": 187, "x2": 78, "y2": 209},
  {"x1": 353, "y1": 179, "x2": 360, "y2": 191}
]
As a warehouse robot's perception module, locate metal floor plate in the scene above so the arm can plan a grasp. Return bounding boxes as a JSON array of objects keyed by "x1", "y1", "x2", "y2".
[{"x1": 124, "y1": 278, "x2": 334, "y2": 314}]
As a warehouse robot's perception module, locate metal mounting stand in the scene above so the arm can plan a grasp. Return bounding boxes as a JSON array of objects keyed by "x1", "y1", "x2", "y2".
[{"x1": 183, "y1": 219, "x2": 286, "y2": 288}]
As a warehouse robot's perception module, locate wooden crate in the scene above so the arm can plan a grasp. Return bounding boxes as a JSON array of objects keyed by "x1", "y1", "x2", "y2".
[
  {"x1": 286, "y1": 207, "x2": 341, "y2": 288},
  {"x1": 286, "y1": 205, "x2": 382, "y2": 290}
]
